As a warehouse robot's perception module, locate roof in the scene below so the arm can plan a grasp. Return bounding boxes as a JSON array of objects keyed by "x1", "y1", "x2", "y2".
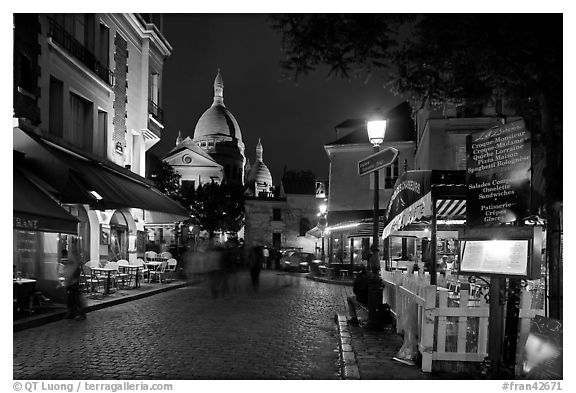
[
  {"x1": 327, "y1": 102, "x2": 415, "y2": 146},
  {"x1": 164, "y1": 137, "x2": 217, "y2": 163}
]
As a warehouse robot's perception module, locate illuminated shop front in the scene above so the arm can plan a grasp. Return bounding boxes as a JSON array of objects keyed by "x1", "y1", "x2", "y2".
[{"x1": 381, "y1": 170, "x2": 467, "y2": 277}]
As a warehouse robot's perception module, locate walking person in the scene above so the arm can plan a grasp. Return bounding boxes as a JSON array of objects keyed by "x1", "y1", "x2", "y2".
[
  {"x1": 64, "y1": 238, "x2": 86, "y2": 320},
  {"x1": 249, "y1": 245, "x2": 263, "y2": 291},
  {"x1": 346, "y1": 265, "x2": 369, "y2": 326}
]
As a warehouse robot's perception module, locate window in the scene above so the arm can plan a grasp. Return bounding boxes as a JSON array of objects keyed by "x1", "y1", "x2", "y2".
[
  {"x1": 95, "y1": 110, "x2": 107, "y2": 158},
  {"x1": 182, "y1": 180, "x2": 195, "y2": 191},
  {"x1": 208, "y1": 140, "x2": 215, "y2": 148},
  {"x1": 49, "y1": 76, "x2": 63, "y2": 137},
  {"x1": 299, "y1": 218, "x2": 311, "y2": 236},
  {"x1": 272, "y1": 208, "x2": 282, "y2": 221},
  {"x1": 19, "y1": 55, "x2": 34, "y2": 93},
  {"x1": 272, "y1": 233, "x2": 282, "y2": 249},
  {"x1": 150, "y1": 72, "x2": 159, "y2": 104},
  {"x1": 98, "y1": 23, "x2": 109, "y2": 68},
  {"x1": 384, "y1": 157, "x2": 399, "y2": 189},
  {"x1": 456, "y1": 146, "x2": 467, "y2": 170},
  {"x1": 69, "y1": 92, "x2": 93, "y2": 152}
]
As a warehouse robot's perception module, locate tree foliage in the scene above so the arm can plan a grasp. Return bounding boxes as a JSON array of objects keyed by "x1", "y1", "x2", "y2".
[
  {"x1": 179, "y1": 181, "x2": 245, "y2": 238},
  {"x1": 148, "y1": 160, "x2": 182, "y2": 200}
]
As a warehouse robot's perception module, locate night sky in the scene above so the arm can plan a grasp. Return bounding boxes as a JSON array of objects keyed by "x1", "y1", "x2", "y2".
[{"x1": 151, "y1": 14, "x2": 403, "y2": 182}]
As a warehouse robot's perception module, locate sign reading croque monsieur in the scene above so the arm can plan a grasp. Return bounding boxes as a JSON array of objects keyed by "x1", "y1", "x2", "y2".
[{"x1": 466, "y1": 120, "x2": 531, "y2": 227}]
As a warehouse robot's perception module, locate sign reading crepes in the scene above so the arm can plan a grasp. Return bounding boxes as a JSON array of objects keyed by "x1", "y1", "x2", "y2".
[{"x1": 466, "y1": 120, "x2": 531, "y2": 227}]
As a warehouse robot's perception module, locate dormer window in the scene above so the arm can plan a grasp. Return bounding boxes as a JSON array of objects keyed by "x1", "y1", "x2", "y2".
[
  {"x1": 201, "y1": 141, "x2": 207, "y2": 148},
  {"x1": 208, "y1": 140, "x2": 215, "y2": 148}
]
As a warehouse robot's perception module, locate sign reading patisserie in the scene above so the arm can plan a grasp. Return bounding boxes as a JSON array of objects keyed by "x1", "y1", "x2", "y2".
[{"x1": 466, "y1": 120, "x2": 531, "y2": 227}]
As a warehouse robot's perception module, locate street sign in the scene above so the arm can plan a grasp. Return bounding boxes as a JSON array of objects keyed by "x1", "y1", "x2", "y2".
[{"x1": 358, "y1": 147, "x2": 399, "y2": 176}]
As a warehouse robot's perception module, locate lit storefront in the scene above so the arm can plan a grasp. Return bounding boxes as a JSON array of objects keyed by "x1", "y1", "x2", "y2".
[
  {"x1": 381, "y1": 170, "x2": 467, "y2": 275},
  {"x1": 14, "y1": 126, "x2": 189, "y2": 303}
]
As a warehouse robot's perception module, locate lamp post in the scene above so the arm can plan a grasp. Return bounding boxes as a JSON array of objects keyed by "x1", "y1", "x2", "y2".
[
  {"x1": 318, "y1": 203, "x2": 327, "y2": 263},
  {"x1": 365, "y1": 116, "x2": 387, "y2": 330}
]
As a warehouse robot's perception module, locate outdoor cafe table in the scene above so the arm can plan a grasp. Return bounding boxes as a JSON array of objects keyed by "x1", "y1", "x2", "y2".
[
  {"x1": 91, "y1": 267, "x2": 117, "y2": 294},
  {"x1": 13, "y1": 278, "x2": 37, "y2": 313},
  {"x1": 118, "y1": 264, "x2": 142, "y2": 289},
  {"x1": 144, "y1": 261, "x2": 162, "y2": 283}
]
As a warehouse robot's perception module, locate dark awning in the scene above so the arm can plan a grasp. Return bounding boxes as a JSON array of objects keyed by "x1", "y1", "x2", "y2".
[
  {"x1": 15, "y1": 130, "x2": 189, "y2": 220},
  {"x1": 382, "y1": 170, "x2": 466, "y2": 238},
  {"x1": 13, "y1": 167, "x2": 79, "y2": 233}
]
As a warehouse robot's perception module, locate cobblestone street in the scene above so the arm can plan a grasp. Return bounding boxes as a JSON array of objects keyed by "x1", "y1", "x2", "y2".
[{"x1": 13, "y1": 271, "x2": 348, "y2": 380}]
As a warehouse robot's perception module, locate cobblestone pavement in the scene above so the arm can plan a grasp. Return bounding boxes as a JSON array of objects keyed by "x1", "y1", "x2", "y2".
[{"x1": 13, "y1": 271, "x2": 348, "y2": 380}]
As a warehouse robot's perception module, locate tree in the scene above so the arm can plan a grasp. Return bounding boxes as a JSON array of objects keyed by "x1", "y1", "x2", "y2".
[
  {"x1": 271, "y1": 14, "x2": 563, "y2": 318},
  {"x1": 179, "y1": 181, "x2": 245, "y2": 239},
  {"x1": 148, "y1": 159, "x2": 182, "y2": 200}
]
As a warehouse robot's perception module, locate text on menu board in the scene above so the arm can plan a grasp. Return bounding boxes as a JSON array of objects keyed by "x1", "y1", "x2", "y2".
[{"x1": 466, "y1": 120, "x2": 531, "y2": 227}]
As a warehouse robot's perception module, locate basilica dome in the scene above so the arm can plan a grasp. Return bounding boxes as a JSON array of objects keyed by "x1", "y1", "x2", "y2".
[
  {"x1": 193, "y1": 70, "x2": 242, "y2": 141},
  {"x1": 247, "y1": 139, "x2": 273, "y2": 186}
]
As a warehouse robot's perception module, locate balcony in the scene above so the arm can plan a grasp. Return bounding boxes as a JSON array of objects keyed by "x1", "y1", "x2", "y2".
[
  {"x1": 148, "y1": 100, "x2": 164, "y2": 124},
  {"x1": 48, "y1": 18, "x2": 114, "y2": 86}
]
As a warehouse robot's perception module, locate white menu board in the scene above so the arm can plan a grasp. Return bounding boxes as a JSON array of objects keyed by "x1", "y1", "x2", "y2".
[{"x1": 460, "y1": 240, "x2": 529, "y2": 276}]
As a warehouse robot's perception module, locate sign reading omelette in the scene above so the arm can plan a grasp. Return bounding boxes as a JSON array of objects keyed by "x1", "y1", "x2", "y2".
[{"x1": 466, "y1": 120, "x2": 531, "y2": 227}]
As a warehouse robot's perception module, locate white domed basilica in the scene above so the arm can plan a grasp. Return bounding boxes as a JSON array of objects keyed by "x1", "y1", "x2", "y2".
[
  {"x1": 164, "y1": 70, "x2": 246, "y2": 188},
  {"x1": 245, "y1": 138, "x2": 274, "y2": 196}
]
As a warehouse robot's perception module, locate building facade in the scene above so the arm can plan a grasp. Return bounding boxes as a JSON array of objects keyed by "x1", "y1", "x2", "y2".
[
  {"x1": 13, "y1": 13, "x2": 187, "y2": 302},
  {"x1": 323, "y1": 102, "x2": 416, "y2": 266},
  {"x1": 244, "y1": 173, "x2": 322, "y2": 254}
]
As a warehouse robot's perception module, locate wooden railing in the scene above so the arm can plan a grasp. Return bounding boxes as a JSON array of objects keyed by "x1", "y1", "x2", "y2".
[{"x1": 381, "y1": 270, "x2": 545, "y2": 373}]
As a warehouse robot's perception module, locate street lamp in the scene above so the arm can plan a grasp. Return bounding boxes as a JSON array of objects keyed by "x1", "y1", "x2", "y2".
[
  {"x1": 365, "y1": 115, "x2": 387, "y2": 330},
  {"x1": 366, "y1": 117, "x2": 387, "y2": 273},
  {"x1": 318, "y1": 203, "x2": 327, "y2": 262}
]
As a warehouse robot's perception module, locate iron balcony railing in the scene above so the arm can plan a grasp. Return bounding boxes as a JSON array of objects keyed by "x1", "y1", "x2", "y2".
[
  {"x1": 48, "y1": 18, "x2": 114, "y2": 86},
  {"x1": 148, "y1": 100, "x2": 164, "y2": 124}
]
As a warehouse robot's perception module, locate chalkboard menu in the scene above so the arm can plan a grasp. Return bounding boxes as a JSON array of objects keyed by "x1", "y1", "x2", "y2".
[{"x1": 466, "y1": 120, "x2": 531, "y2": 227}]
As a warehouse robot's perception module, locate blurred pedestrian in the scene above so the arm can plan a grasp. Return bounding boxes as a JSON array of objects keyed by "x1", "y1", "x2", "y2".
[
  {"x1": 64, "y1": 238, "x2": 86, "y2": 320},
  {"x1": 249, "y1": 245, "x2": 263, "y2": 291}
]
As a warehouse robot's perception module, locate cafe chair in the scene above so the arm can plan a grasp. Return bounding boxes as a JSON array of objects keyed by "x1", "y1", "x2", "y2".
[
  {"x1": 145, "y1": 251, "x2": 157, "y2": 262},
  {"x1": 149, "y1": 260, "x2": 168, "y2": 283},
  {"x1": 160, "y1": 251, "x2": 172, "y2": 260},
  {"x1": 134, "y1": 258, "x2": 150, "y2": 283},
  {"x1": 80, "y1": 264, "x2": 103, "y2": 295},
  {"x1": 165, "y1": 258, "x2": 178, "y2": 282}
]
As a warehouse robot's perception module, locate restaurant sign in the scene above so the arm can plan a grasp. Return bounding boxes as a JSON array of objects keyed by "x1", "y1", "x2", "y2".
[
  {"x1": 382, "y1": 192, "x2": 432, "y2": 239},
  {"x1": 466, "y1": 120, "x2": 531, "y2": 227}
]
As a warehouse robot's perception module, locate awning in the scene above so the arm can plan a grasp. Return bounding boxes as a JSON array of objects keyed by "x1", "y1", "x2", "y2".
[
  {"x1": 346, "y1": 220, "x2": 385, "y2": 239},
  {"x1": 13, "y1": 167, "x2": 79, "y2": 233},
  {"x1": 382, "y1": 170, "x2": 466, "y2": 238},
  {"x1": 17, "y1": 131, "x2": 189, "y2": 220},
  {"x1": 305, "y1": 226, "x2": 323, "y2": 239}
]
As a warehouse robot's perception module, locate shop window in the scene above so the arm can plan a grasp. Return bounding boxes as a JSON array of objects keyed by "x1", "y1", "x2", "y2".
[{"x1": 272, "y1": 208, "x2": 282, "y2": 221}]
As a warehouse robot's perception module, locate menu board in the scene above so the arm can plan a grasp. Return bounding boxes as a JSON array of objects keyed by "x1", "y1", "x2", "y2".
[
  {"x1": 460, "y1": 239, "x2": 529, "y2": 276},
  {"x1": 466, "y1": 120, "x2": 531, "y2": 227}
]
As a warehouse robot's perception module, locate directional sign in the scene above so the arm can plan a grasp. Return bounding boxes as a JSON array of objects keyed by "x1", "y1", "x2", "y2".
[{"x1": 358, "y1": 147, "x2": 399, "y2": 176}]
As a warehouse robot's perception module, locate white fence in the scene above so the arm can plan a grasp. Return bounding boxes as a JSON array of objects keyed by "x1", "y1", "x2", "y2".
[{"x1": 381, "y1": 271, "x2": 545, "y2": 373}]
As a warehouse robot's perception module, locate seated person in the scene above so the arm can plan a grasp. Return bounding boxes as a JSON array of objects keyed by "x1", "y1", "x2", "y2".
[{"x1": 347, "y1": 265, "x2": 369, "y2": 326}]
